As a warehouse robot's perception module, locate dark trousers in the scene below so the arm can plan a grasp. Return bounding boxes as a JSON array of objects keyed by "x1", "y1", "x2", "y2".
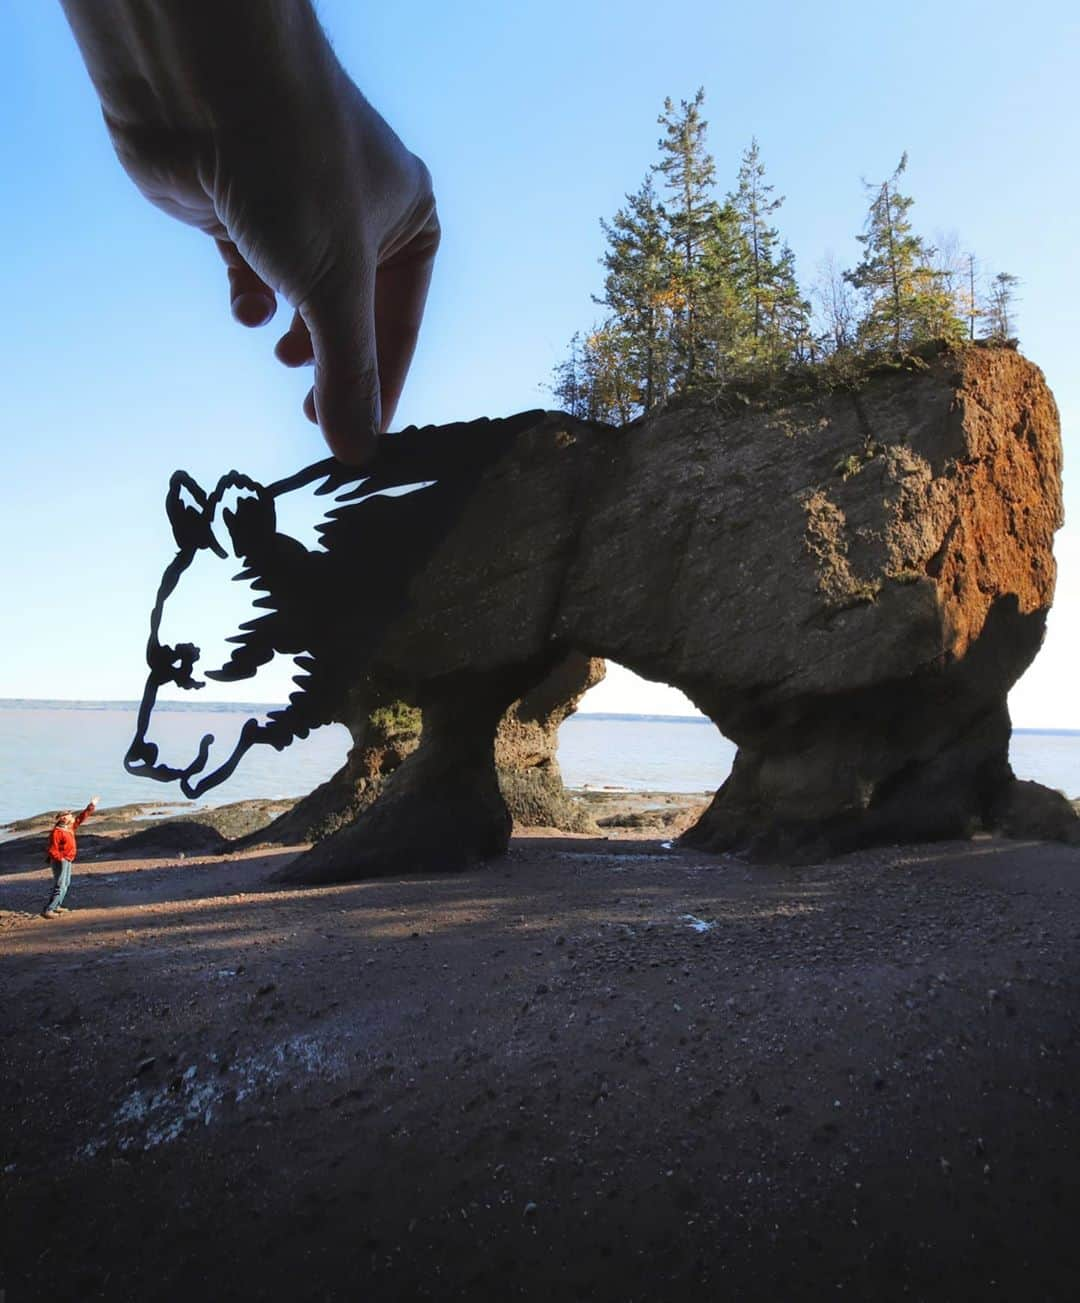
[{"x1": 44, "y1": 858, "x2": 73, "y2": 913}]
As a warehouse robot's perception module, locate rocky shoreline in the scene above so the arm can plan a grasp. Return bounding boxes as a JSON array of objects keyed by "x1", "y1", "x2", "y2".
[{"x1": 0, "y1": 789, "x2": 711, "y2": 873}]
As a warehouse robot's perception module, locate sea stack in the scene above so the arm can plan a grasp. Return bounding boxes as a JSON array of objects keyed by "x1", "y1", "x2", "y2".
[
  {"x1": 272, "y1": 344, "x2": 1069, "y2": 877},
  {"x1": 129, "y1": 344, "x2": 1069, "y2": 878}
]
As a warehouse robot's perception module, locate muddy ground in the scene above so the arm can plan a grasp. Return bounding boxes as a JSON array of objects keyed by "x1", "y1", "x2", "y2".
[{"x1": 2, "y1": 813, "x2": 1080, "y2": 1301}]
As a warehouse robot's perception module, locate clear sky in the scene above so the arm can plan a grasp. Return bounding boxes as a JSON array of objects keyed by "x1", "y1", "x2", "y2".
[{"x1": 1, "y1": 1, "x2": 1078, "y2": 723}]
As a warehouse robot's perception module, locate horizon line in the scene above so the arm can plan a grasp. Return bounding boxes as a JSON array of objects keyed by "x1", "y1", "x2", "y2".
[{"x1": 0, "y1": 697, "x2": 1074, "y2": 734}]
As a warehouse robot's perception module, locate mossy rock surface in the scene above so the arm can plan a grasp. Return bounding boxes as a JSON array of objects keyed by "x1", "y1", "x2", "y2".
[{"x1": 498, "y1": 768, "x2": 597, "y2": 834}]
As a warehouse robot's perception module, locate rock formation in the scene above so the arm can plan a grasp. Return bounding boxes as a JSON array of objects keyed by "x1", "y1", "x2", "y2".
[
  {"x1": 250, "y1": 653, "x2": 603, "y2": 847},
  {"x1": 245, "y1": 696, "x2": 422, "y2": 847},
  {"x1": 127, "y1": 344, "x2": 1068, "y2": 878},
  {"x1": 494, "y1": 652, "x2": 605, "y2": 832}
]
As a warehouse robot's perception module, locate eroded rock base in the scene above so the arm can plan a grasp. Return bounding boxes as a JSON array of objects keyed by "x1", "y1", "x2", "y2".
[
  {"x1": 682, "y1": 598, "x2": 1080, "y2": 861},
  {"x1": 274, "y1": 690, "x2": 514, "y2": 885}
]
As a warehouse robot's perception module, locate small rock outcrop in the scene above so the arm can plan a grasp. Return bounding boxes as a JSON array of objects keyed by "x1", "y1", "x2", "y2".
[{"x1": 127, "y1": 344, "x2": 1068, "y2": 878}]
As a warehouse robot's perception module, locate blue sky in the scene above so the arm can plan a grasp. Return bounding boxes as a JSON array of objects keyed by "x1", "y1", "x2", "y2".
[{"x1": 1, "y1": 1, "x2": 1078, "y2": 722}]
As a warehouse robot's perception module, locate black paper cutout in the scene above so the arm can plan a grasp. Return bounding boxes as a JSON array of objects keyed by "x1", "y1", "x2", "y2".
[{"x1": 125, "y1": 416, "x2": 541, "y2": 798}]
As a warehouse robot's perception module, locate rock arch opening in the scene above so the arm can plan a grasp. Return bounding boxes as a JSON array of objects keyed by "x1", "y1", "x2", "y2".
[{"x1": 554, "y1": 660, "x2": 737, "y2": 840}]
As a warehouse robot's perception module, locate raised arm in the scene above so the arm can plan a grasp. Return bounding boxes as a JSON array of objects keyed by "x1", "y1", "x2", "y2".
[
  {"x1": 60, "y1": 1, "x2": 440, "y2": 463},
  {"x1": 74, "y1": 796, "x2": 100, "y2": 828}
]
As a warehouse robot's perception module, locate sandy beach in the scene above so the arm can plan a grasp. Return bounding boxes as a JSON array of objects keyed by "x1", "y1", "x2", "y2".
[{"x1": 2, "y1": 799, "x2": 1079, "y2": 1301}]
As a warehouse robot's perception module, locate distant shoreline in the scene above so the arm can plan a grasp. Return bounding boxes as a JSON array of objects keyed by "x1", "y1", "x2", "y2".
[
  {"x1": 0, "y1": 699, "x2": 708, "y2": 724},
  {"x1": 0, "y1": 698, "x2": 1075, "y2": 736}
]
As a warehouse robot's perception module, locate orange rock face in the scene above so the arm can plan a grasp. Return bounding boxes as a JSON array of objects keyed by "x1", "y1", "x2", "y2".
[{"x1": 927, "y1": 348, "x2": 1062, "y2": 658}]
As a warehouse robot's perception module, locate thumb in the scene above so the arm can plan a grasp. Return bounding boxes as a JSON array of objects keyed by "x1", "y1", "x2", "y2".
[{"x1": 299, "y1": 261, "x2": 382, "y2": 465}]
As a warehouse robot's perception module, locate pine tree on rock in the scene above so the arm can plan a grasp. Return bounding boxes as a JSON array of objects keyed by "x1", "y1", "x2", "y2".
[
  {"x1": 983, "y1": 272, "x2": 1020, "y2": 343},
  {"x1": 730, "y1": 139, "x2": 810, "y2": 372},
  {"x1": 549, "y1": 103, "x2": 1009, "y2": 418},
  {"x1": 597, "y1": 174, "x2": 674, "y2": 412},
  {"x1": 551, "y1": 332, "x2": 588, "y2": 420},
  {"x1": 654, "y1": 89, "x2": 719, "y2": 388},
  {"x1": 696, "y1": 200, "x2": 752, "y2": 383},
  {"x1": 773, "y1": 241, "x2": 814, "y2": 365},
  {"x1": 845, "y1": 154, "x2": 964, "y2": 354}
]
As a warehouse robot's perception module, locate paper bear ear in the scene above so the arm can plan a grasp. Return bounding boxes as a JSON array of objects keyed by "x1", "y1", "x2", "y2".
[
  {"x1": 165, "y1": 471, "x2": 226, "y2": 557},
  {"x1": 210, "y1": 472, "x2": 277, "y2": 560}
]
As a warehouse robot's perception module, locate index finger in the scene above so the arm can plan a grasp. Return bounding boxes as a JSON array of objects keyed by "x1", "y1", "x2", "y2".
[{"x1": 373, "y1": 213, "x2": 441, "y2": 431}]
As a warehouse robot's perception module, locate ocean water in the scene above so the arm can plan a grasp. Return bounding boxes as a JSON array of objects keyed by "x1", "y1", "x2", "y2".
[{"x1": 0, "y1": 700, "x2": 1077, "y2": 829}]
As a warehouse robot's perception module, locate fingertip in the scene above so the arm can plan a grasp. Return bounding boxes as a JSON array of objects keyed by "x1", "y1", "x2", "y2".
[
  {"x1": 232, "y1": 291, "x2": 277, "y2": 328},
  {"x1": 298, "y1": 276, "x2": 382, "y2": 464},
  {"x1": 276, "y1": 333, "x2": 314, "y2": 367},
  {"x1": 310, "y1": 381, "x2": 381, "y2": 466},
  {"x1": 326, "y1": 433, "x2": 380, "y2": 467},
  {"x1": 329, "y1": 432, "x2": 379, "y2": 467}
]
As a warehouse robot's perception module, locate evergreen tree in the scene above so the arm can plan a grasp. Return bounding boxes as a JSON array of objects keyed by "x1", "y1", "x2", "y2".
[
  {"x1": 983, "y1": 271, "x2": 1020, "y2": 343},
  {"x1": 959, "y1": 251, "x2": 980, "y2": 341},
  {"x1": 653, "y1": 89, "x2": 718, "y2": 387},
  {"x1": 845, "y1": 154, "x2": 963, "y2": 353},
  {"x1": 551, "y1": 332, "x2": 588, "y2": 419},
  {"x1": 696, "y1": 200, "x2": 752, "y2": 382},
  {"x1": 597, "y1": 174, "x2": 673, "y2": 411},
  {"x1": 551, "y1": 105, "x2": 1011, "y2": 421},
  {"x1": 728, "y1": 139, "x2": 811, "y2": 372},
  {"x1": 771, "y1": 240, "x2": 814, "y2": 365}
]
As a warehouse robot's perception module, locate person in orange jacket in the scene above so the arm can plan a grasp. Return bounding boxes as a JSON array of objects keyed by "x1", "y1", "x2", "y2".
[{"x1": 42, "y1": 797, "x2": 98, "y2": 919}]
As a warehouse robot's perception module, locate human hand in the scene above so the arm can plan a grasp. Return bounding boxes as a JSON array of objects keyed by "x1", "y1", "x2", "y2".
[{"x1": 62, "y1": 2, "x2": 439, "y2": 465}]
